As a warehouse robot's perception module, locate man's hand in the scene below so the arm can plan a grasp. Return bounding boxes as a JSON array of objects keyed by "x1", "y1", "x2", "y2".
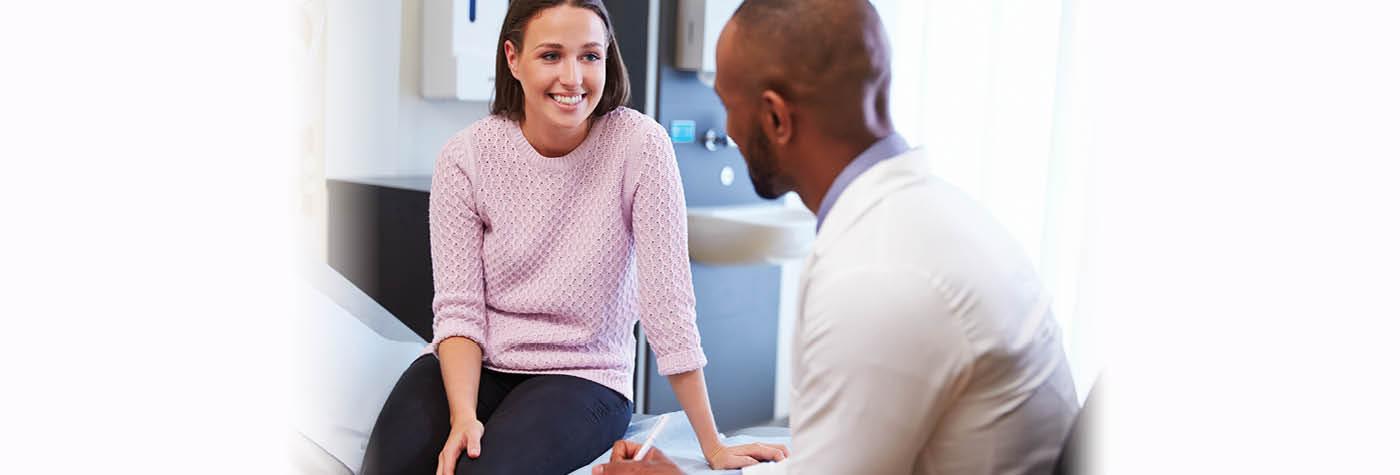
[{"x1": 591, "y1": 440, "x2": 683, "y2": 475}]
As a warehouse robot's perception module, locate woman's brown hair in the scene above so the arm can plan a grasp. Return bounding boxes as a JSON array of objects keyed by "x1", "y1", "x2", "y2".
[{"x1": 490, "y1": 0, "x2": 631, "y2": 121}]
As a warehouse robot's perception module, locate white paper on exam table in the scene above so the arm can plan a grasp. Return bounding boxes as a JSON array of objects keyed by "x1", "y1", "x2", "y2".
[{"x1": 571, "y1": 412, "x2": 791, "y2": 475}]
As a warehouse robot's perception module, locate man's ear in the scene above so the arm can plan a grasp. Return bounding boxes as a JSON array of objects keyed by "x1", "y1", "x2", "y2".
[
  {"x1": 759, "y1": 90, "x2": 793, "y2": 146},
  {"x1": 504, "y1": 40, "x2": 522, "y2": 80}
]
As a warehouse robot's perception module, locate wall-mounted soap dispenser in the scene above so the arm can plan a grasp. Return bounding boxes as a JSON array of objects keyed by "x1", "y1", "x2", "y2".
[
  {"x1": 422, "y1": 0, "x2": 506, "y2": 101},
  {"x1": 674, "y1": 0, "x2": 742, "y2": 87}
]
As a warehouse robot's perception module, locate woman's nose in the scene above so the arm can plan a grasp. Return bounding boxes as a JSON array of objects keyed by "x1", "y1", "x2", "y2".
[{"x1": 559, "y1": 59, "x2": 583, "y2": 88}]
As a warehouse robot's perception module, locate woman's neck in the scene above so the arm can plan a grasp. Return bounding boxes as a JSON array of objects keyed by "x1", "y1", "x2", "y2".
[{"x1": 520, "y1": 116, "x2": 591, "y2": 158}]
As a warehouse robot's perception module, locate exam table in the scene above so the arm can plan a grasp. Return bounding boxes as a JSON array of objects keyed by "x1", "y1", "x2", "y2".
[{"x1": 293, "y1": 263, "x2": 792, "y2": 474}]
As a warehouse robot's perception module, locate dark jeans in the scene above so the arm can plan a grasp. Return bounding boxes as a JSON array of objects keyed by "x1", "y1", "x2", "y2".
[{"x1": 361, "y1": 354, "x2": 633, "y2": 475}]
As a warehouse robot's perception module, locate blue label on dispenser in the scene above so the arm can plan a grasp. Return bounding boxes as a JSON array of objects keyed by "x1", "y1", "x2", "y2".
[{"x1": 670, "y1": 120, "x2": 697, "y2": 144}]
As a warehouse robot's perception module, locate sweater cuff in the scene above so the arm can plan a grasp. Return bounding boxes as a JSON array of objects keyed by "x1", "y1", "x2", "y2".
[
  {"x1": 430, "y1": 318, "x2": 485, "y2": 357},
  {"x1": 655, "y1": 347, "x2": 708, "y2": 376}
]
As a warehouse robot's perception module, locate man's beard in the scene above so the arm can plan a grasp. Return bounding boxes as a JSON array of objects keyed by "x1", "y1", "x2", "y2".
[{"x1": 742, "y1": 128, "x2": 786, "y2": 200}]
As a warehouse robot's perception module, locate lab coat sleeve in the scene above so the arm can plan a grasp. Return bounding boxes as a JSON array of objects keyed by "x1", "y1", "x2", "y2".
[
  {"x1": 629, "y1": 120, "x2": 706, "y2": 375},
  {"x1": 785, "y1": 268, "x2": 974, "y2": 474},
  {"x1": 426, "y1": 132, "x2": 488, "y2": 356}
]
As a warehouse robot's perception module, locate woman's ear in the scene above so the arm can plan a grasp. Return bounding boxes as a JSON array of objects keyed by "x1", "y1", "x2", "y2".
[
  {"x1": 504, "y1": 39, "x2": 522, "y2": 80},
  {"x1": 760, "y1": 90, "x2": 793, "y2": 146}
]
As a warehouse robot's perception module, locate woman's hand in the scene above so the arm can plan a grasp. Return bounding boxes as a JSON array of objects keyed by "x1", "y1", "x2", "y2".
[
  {"x1": 705, "y1": 442, "x2": 790, "y2": 469},
  {"x1": 436, "y1": 418, "x2": 485, "y2": 475}
]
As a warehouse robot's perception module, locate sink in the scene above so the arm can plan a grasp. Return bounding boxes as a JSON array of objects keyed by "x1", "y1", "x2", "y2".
[{"x1": 686, "y1": 204, "x2": 816, "y2": 265}]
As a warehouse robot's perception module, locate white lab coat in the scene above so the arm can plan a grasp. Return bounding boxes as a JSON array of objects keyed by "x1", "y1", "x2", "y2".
[{"x1": 753, "y1": 147, "x2": 1079, "y2": 475}]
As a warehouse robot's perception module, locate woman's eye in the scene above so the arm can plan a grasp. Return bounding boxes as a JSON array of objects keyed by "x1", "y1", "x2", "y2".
[
  {"x1": 584, "y1": 53, "x2": 602, "y2": 62},
  {"x1": 541, "y1": 52, "x2": 559, "y2": 61}
]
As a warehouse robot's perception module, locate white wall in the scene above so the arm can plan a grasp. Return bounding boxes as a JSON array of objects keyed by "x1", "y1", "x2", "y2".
[{"x1": 325, "y1": 0, "x2": 491, "y2": 179}]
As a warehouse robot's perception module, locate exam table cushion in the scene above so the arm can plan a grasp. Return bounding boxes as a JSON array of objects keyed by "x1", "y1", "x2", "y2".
[{"x1": 294, "y1": 264, "x2": 427, "y2": 474}]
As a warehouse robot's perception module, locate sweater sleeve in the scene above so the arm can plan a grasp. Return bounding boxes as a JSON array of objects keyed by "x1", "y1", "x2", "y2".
[
  {"x1": 629, "y1": 122, "x2": 706, "y2": 375},
  {"x1": 427, "y1": 132, "x2": 488, "y2": 356}
]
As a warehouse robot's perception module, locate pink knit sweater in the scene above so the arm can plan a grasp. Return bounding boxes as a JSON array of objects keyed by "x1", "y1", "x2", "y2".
[{"x1": 426, "y1": 107, "x2": 705, "y2": 401}]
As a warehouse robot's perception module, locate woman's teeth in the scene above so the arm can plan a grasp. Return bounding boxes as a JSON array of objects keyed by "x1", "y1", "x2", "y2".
[{"x1": 550, "y1": 94, "x2": 583, "y2": 105}]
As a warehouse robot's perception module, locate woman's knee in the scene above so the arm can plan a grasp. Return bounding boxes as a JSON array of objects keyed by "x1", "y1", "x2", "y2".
[
  {"x1": 362, "y1": 355, "x2": 451, "y2": 474},
  {"x1": 399, "y1": 353, "x2": 444, "y2": 387},
  {"x1": 377, "y1": 356, "x2": 446, "y2": 415}
]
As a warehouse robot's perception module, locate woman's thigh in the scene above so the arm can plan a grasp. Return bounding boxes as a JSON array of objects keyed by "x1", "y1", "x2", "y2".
[
  {"x1": 456, "y1": 375, "x2": 633, "y2": 475},
  {"x1": 360, "y1": 355, "x2": 518, "y2": 475}
]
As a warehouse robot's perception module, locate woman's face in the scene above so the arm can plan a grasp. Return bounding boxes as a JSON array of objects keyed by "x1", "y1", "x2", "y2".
[{"x1": 505, "y1": 6, "x2": 609, "y2": 131}]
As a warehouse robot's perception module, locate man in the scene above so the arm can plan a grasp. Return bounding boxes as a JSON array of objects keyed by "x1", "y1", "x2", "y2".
[{"x1": 597, "y1": 1, "x2": 1079, "y2": 473}]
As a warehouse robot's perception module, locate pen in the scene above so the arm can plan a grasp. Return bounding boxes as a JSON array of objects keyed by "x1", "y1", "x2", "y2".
[{"x1": 632, "y1": 413, "x2": 670, "y2": 461}]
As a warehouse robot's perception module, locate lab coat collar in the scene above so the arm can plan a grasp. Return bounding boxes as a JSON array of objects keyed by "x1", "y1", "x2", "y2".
[{"x1": 809, "y1": 147, "x2": 933, "y2": 258}]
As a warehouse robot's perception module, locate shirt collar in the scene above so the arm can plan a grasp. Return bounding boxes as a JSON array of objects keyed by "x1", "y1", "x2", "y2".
[{"x1": 816, "y1": 133, "x2": 910, "y2": 231}]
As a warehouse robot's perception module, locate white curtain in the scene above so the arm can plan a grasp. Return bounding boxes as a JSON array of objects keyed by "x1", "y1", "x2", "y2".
[
  {"x1": 873, "y1": 0, "x2": 1099, "y2": 396},
  {"x1": 298, "y1": 0, "x2": 328, "y2": 261}
]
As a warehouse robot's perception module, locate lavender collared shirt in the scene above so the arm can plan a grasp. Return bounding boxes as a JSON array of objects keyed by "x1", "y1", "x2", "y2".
[{"x1": 816, "y1": 133, "x2": 911, "y2": 232}]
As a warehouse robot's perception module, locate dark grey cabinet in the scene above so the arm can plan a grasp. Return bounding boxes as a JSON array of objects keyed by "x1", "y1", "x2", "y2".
[{"x1": 327, "y1": 176, "x2": 435, "y2": 342}]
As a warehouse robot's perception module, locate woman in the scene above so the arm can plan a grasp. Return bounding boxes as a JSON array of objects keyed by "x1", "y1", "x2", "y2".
[{"x1": 360, "y1": 1, "x2": 788, "y2": 474}]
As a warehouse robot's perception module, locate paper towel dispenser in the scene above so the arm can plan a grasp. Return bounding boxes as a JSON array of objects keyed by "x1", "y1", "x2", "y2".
[
  {"x1": 674, "y1": 0, "x2": 742, "y2": 87},
  {"x1": 422, "y1": 0, "x2": 506, "y2": 101}
]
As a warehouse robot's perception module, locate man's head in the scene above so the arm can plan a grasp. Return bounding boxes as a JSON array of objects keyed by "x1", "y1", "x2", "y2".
[{"x1": 714, "y1": 0, "x2": 894, "y2": 201}]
